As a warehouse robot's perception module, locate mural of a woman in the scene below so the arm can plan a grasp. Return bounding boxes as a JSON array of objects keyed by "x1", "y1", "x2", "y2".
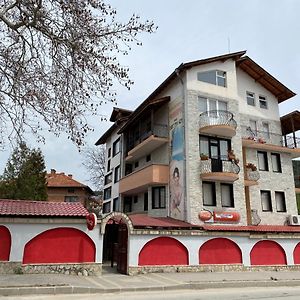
[{"x1": 171, "y1": 167, "x2": 183, "y2": 216}]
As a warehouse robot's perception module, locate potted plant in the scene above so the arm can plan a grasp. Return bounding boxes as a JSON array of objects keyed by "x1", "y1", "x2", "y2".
[
  {"x1": 246, "y1": 163, "x2": 257, "y2": 171},
  {"x1": 200, "y1": 153, "x2": 209, "y2": 160},
  {"x1": 227, "y1": 149, "x2": 236, "y2": 160}
]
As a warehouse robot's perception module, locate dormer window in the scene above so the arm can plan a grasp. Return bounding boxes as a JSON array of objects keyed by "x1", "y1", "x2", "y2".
[{"x1": 197, "y1": 70, "x2": 227, "y2": 87}]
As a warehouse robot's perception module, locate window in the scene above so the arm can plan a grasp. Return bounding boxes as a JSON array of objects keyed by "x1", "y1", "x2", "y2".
[
  {"x1": 144, "y1": 193, "x2": 148, "y2": 211},
  {"x1": 199, "y1": 135, "x2": 231, "y2": 161},
  {"x1": 261, "y1": 190, "x2": 272, "y2": 212},
  {"x1": 133, "y1": 196, "x2": 138, "y2": 203},
  {"x1": 125, "y1": 163, "x2": 132, "y2": 175},
  {"x1": 108, "y1": 147, "x2": 111, "y2": 158},
  {"x1": 64, "y1": 196, "x2": 78, "y2": 202},
  {"x1": 262, "y1": 122, "x2": 270, "y2": 140},
  {"x1": 67, "y1": 188, "x2": 75, "y2": 193},
  {"x1": 152, "y1": 187, "x2": 166, "y2": 209},
  {"x1": 107, "y1": 160, "x2": 111, "y2": 172},
  {"x1": 134, "y1": 161, "x2": 139, "y2": 168},
  {"x1": 103, "y1": 201, "x2": 111, "y2": 213},
  {"x1": 113, "y1": 197, "x2": 119, "y2": 212},
  {"x1": 197, "y1": 70, "x2": 227, "y2": 87},
  {"x1": 114, "y1": 165, "x2": 120, "y2": 183},
  {"x1": 259, "y1": 95, "x2": 268, "y2": 109},
  {"x1": 103, "y1": 187, "x2": 111, "y2": 200},
  {"x1": 198, "y1": 96, "x2": 227, "y2": 113},
  {"x1": 104, "y1": 173, "x2": 112, "y2": 185},
  {"x1": 202, "y1": 182, "x2": 216, "y2": 206},
  {"x1": 221, "y1": 184, "x2": 234, "y2": 207},
  {"x1": 257, "y1": 151, "x2": 268, "y2": 171},
  {"x1": 246, "y1": 91, "x2": 255, "y2": 106},
  {"x1": 112, "y1": 138, "x2": 120, "y2": 156},
  {"x1": 275, "y1": 192, "x2": 286, "y2": 212},
  {"x1": 271, "y1": 153, "x2": 282, "y2": 173},
  {"x1": 124, "y1": 197, "x2": 132, "y2": 213},
  {"x1": 146, "y1": 154, "x2": 151, "y2": 162}
]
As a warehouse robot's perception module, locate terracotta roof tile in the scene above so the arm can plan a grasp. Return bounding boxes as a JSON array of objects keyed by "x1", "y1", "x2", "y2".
[
  {"x1": 129, "y1": 214, "x2": 200, "y2": 228},
  {"x1": 0, "y1": 199, "x2": 88, "y2": 217}
]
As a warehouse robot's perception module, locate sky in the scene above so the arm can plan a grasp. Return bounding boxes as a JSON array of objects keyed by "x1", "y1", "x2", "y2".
[{"x1": 1, "y1": 0, "x2": 299, "y2": 190}]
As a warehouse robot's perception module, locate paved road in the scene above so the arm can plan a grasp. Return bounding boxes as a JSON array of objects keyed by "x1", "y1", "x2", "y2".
[{"x1": 3, "y1": 286, "x2": 300, "y2": 300}]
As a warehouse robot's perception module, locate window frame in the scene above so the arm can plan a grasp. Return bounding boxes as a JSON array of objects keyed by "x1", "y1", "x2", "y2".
[
  {"x1": 114, "y1": 165, "x2": 120, "y2": 183},
  {"x1": 257, "y1": 151, "x2": 269, "y2": 171},
  {"x1": 104, "y1": 172, "x2": 112, "y2": 185},
  {"x1": 108, "y1": 147, "x2": 111, "y2": 158},
  {"x1": 113, "y1": 197, "x2": 119, "y2": 212},
  {"x1": 152, "y1": 186, "x2": 166, "y2": 209},
  {"x1": 202, "y1": 181, "x2": 216, "y2": 206},
  {"x1": 107, "y1": 159, "x2": 111, "y2": 172},
  {"x1": 271, "y1": 153, "x2": 282, "y2": 173},
  {"x1": 275, "y1": 191, "x2": 286, "y2": 213},
  {"x1": 259, "y1": 95, "x2": 268, "y2": 109},
  {"x1": 103, "y1": 201, "x2": 111, "y2": 213},
  {"x1": 221, "y1": 183, "x2": 234, "y2": 208},
  {"x1": 64, "y1": 196, "x2": 79, "y2": 203},
  {"x1": 197, "y1": 70, "x2": 227, "y2": 87},
  {"x1": 112, "y1": 138, "x2": 120, "y2": 157},
  {"x1": 260, "y1": 190, "x2": 272, "y2": 212},
  {"x1": 103, "y1": 187, "x2": 112, "y2": 200},
  {"x1": 246, "y1": 91, "x2": 255, "y2": 106}
]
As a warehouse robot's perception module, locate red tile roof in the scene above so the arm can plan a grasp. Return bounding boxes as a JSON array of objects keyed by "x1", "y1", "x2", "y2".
[
  {"x1": 203, "y1": 225, "x2": 300, "y2": 233},
  {"x1": 0, "y1": 199, "x2": 88, "y2": 217},
  {"x1": 46, "y1": 171, "x2": 92, "y2": 193},
  {"x1": 129, "y1": 214, "x2": 200, "y2": 229}
]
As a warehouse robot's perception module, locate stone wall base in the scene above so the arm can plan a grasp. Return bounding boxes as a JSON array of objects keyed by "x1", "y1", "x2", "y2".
[
  {"x1": 0, "y1": 262, "x2": 102, "y2": 276},
  {"x1": 128, "y1": 264, "x2": 300, "y2": 276}
]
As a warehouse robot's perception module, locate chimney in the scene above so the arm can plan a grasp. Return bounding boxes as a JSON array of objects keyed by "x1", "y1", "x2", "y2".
[
  {"x1": 50, "y1": 169, "x2": 56, "y2": 175},
  {"x1": 68, "y1": 174, "x2": 73, "y2": 179}
]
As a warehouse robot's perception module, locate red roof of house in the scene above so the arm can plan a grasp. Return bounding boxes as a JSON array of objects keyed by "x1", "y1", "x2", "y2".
[
  {"x1": 129, "y1": 214, "x2": 200, "y2": 229},
  {"x1": 202, "y1": 225, "x2": 300, "y2": 233},
  {"x1": 46, "y1": 170, "x2": 92, "y2": 193},
  {"x1": 0, "y1": 199, "x2": 88, "y2": 217}
]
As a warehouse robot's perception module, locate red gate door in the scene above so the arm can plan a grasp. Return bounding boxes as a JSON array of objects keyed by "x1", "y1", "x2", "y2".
[{"x1": 117, "y1": 223, "x2": 128, "y2": 274}]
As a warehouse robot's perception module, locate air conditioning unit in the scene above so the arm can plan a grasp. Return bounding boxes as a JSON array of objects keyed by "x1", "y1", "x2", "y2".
[{"x1": 287, "y1": 215, "x2": 300, "y2": 226}]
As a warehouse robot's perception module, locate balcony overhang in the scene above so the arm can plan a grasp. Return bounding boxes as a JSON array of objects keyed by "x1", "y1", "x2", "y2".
[
  {"x1": 242, "y1": 139, "x2": 300, "y2": 158},
  {"x1": 244, "y1": 179, "x2": 259, "y2": 187},
  {"x1": 200, "y1": 172, "x2": 239, "y2": 182},
  {"x1": 199, "y1": 124, "x2": 236, "y2": 137},
  {"x1": 126, "y1": 135, "x2": 168, "y2": 162},
  {"x1": 119, "y1": 164, "x2": 169, "y2": 195}
]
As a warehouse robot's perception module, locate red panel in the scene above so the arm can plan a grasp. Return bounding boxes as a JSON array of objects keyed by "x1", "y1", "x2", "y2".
[
  {"x1": 0, "y1": 226, "x2": 11, "y2": 261},
  {"x1": 293, "y1": 243, "x2": 300, "y2": 264},
  {"x1": 199, "y1": 238, "x2": 242, "y2": 264},
  {"x1": 251, "y1": 240, "x2": 286, "y2": 265},
  {"x1": 138, "y1": 237, "x2": 188, "y2": 266},
  {"x1": 23, "y1": 228, "x2": 95, "y2": 264}
]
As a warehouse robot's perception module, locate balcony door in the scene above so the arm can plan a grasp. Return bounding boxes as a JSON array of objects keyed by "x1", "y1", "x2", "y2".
[{"x1": 200, "y1": 136, "x2": 231, "y2": 172}]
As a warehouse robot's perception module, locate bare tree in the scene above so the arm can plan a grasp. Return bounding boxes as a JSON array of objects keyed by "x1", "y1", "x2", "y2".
[
  {"x1": 82, "y1": 144, "x2": 105, "y2": 191},
  {"x1": 0, "y1": 1, "x2": 156, "y2": 147}
]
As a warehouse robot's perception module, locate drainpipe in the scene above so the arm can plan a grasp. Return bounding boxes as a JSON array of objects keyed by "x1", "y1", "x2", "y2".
[{"x1": 175, "y1": 68, "x2": 189, "y2": 222}]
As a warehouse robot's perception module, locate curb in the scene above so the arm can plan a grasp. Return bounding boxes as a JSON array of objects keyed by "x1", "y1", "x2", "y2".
[{"x1": 1, "y1": 280, "x2": 300, "y2": 296}]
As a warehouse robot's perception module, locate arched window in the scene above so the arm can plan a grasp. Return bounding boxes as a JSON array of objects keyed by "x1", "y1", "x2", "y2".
[
  {"x1": 139, "y1": 237, "x2": 188, "y2": 266},
  {"x1": 199, "y1": 238, "x2": 242, "y2": 264},
  {"x1": 250, "y1": 240, "x2": 286, "y2": 265},
  {"x1": 23, "y1": 228, "x2": 95, "y2": 264}
]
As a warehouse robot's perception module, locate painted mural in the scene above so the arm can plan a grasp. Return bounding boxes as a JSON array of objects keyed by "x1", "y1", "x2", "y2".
[{"x1": 169, "y1": 98, "x2": 185, "y2": 220}]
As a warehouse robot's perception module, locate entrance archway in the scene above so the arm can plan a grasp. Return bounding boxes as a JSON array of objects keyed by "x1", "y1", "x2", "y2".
[{"x1": 101, "y1": 212, "x2": 133, "y2": 275}]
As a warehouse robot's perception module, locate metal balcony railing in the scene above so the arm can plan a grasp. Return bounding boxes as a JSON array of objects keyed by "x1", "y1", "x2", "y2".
[
  {"x1": 245, "y1": 169, "x2": 260, "y2": 181},
  {"x1": 127, "y1": 123, "x2": 168, "y2": 152},
  {"x1": 241, "y1": 126, "x2": 300, "y2": 149},
  {"x1": 200, "y1": 157, "x2": 240, "y2": 175},
  {"x1": 199, "y1": 110, "x2": 237, "y2": 129}
]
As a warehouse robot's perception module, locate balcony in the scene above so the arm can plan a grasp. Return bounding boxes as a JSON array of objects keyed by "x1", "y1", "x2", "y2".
[
  {"x1": 199, "y1": 110, "x2": 237, "y2": 137},
  {"x1": 242, "y1": 126, "x2": 300, "y2": 158},
  {"x1": 119, "y1": 164, "x2": 169, "y2": 195},
  {"x1": 244, "y1": 163, "x2": 260, "y2": 186},
  {"x1": 200, "y1": 157, "x2": 240, "y2": 182},
  {"x1": 125, "y1": 124, "x2": 168, "y2": 162}
]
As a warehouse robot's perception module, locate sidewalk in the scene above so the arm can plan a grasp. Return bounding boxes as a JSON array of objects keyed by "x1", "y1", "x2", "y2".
[{"x1": 2, "y1": 267, "x2": 300, "y2": 296}]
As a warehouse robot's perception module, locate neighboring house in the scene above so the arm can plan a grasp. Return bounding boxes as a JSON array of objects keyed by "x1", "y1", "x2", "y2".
[
  {"x1": 96, "y1": 50, "x2": 300, "y2": 274},
  {"x1": 46, "y1": 169, "x2": 93, "y2": 204},
  {"x1": 95, "y1": 107, "x2": 132, "y2": 214}
]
